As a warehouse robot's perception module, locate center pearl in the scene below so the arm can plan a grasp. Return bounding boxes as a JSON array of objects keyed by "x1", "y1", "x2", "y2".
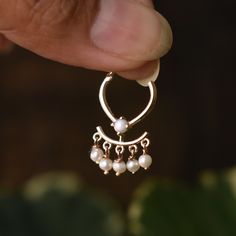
[{"x1": 114, "y1": 118, "x2": 129, "y2": 134}]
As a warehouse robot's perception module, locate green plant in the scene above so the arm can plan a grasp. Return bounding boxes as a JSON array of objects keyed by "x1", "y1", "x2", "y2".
[{"x1": 1, "y1": 169, "x2": 236, "y2": 236}]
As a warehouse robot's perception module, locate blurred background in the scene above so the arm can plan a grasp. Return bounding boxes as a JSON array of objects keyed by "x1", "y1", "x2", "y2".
[{"x1": 0, "y1": 0, "x2": 235, "y2": 235}]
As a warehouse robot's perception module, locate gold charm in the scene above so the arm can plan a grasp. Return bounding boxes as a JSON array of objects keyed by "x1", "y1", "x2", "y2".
[{"x1": 90, "y1": 72, "x2": 157, "y2": 175}]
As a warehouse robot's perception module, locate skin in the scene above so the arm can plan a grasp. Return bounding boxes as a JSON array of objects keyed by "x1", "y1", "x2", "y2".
[{"x1": 0, "y1": 0, "x2": 172, "y2": 80}]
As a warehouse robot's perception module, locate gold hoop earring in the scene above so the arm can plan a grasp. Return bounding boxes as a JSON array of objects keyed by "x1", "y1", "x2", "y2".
[{"x1": 90, "y1": 72, "x2": 157, "y2": 176}]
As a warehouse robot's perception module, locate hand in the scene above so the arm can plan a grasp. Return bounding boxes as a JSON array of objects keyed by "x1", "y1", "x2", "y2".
[
  {"x1": 0, "y1": 0, "x2": 172, "y2": 80},
  {"x1": 0, "y1": 34, "x2": 13, "y2": 53}
]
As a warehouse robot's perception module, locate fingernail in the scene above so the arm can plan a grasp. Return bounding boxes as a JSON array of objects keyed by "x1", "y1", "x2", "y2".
[
  {"x1": 91, "y1": 0, "x2": 172, "y2": 61},
  {"x1": 157, "y1": 14, "x2": 173, "y2": 57},
  {"x1": 136, "y1": 60, "x2": 160, "y2": 86}
]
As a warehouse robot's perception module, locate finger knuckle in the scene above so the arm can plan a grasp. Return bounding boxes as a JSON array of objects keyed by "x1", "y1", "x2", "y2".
[{"x1": 25, "y1": 0, "x2": 97, "y2": 33}]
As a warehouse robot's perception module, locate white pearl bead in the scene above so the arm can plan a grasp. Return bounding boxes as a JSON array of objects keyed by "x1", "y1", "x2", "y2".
[
  {"x1": 138, "y1": 154, "x2": 152, "y2": 169},
  {"x1": 126, "y1": 159, "x2": 140, "y2": 174},
  {"x1": 113, "y1": 161, "x2": 126, "y2": 176},
  {"x1": 90, "y1": 147, "x2": 104, "y2": 163},
  {"x1": 114, "y1": 118, "x2": 129, "y2": 134},
  {"x1": 99, "y1": 158, "x2": 113, "y2": 174}
]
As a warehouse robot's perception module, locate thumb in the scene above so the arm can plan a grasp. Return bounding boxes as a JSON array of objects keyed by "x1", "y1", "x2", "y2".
[
  {"x1": 0, "y1": 0, "x2": 172, "y2": 79},
  {"x1": 91, "y1": 0, "x2": 172, "y2": 62}
]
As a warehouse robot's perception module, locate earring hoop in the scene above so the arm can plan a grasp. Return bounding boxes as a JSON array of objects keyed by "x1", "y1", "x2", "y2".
[{"x1": 99, "y1": 72, "x2": 157, "y2": 127}]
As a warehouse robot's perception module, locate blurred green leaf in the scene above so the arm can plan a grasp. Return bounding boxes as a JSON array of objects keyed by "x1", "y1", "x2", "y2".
[
  {"x1": 0, "y1": 195, "x2": 42, "y2": 236},
  {"x1": 129, "y1": 173, "x2": 236, "y2": 236},
  {"x1": 28, "y1": 189, "x2": 124, "y2": 236},
  {"x1": 0, "y1": 172, "x2": 125, "y2": 236}
]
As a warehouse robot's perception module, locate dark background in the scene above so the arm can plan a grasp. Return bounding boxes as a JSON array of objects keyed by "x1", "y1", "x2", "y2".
[{"x1": 0, "y1": 0, "x2": 235, "y2": 206}]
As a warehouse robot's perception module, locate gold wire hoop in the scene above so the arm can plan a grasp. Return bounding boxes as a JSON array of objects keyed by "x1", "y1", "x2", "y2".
[{"x1": 99, "y1": 72, "x2": 157, "y2": 127}]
